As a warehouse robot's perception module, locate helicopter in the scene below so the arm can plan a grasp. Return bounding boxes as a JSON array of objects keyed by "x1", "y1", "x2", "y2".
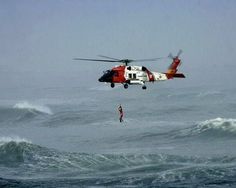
[{"x1": 74, "y1": 50, "x2": 185, "y2": 90}]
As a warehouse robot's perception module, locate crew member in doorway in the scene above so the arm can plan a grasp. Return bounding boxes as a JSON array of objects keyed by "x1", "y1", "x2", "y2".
[{"x1": 118, "y1": 104, "x2": 124, "y2": 122}]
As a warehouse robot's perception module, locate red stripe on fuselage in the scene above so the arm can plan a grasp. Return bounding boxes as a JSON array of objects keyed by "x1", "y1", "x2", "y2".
[{"x1": 146, "y1": 68, "x2": 154, "y2": 82}]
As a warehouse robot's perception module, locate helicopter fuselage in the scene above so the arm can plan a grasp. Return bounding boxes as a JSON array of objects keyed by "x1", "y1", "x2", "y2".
[{"x1": 98, "y1": 65, "x2": 169, "y2": 89}]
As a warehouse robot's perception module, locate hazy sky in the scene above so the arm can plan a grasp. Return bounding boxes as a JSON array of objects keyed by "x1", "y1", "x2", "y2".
[{"x1": 1, "y1": 0, "x2": 236, "y2": 91}]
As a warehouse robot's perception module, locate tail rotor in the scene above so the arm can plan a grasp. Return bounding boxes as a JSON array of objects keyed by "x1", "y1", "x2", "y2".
[
  {"x1": 166, "y1": 49, "x2": 185, "y2": 78},
  {"x1": 168, "y1": 49, "x2": 183, "y2": 61}
]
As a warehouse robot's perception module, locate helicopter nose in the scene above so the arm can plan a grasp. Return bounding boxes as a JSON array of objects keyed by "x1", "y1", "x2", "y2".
[{"x1": 98, "y1": 77, "x2": 103, "y2": 82}]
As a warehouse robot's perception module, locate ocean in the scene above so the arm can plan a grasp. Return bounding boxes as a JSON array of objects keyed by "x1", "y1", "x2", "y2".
[{"x1": 0, "y1": 84, "x2": 236, "y2": 187}]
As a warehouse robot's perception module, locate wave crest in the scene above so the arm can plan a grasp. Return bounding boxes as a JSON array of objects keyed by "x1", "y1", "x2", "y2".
[
  {"x1": 195, "y1": 118, "x2": 236, "y2": 134},
  {"x1": 0, "y1": 136, "x2": 236, "y2": 169},
  {"x1": 13, "y1": 101, "x2": 53, "y2": 115},
  {"x1": 175, "y1": 118, "x2": 236, "y2": 139},
  {"x1": 0, "y1": 136, "x2": 32, "y2": 165},
  {"x1": 0, "y1": 136, "x2": 31, "y2": 145}
]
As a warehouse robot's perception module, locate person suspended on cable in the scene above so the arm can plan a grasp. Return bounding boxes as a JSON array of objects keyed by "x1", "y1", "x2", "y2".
[{"x1": 118, "y1": 104, "x2": 124, "y2": 122}]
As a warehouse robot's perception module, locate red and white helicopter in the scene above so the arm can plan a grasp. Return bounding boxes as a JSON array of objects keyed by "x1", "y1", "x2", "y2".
[{"x1": 74, "y1": 50, "x2": 185, "y2": 89}]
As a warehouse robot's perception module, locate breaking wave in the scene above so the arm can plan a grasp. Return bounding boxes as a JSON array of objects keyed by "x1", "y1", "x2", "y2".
[
  {"x1": 178, "y1": 118, "x2": 236, "y2": 138},
  {"x1": 0, "y1": 137, "x2": 32, "y2": 165},
  {"x1": 0, "y1": 102, "x2": 52, "y2": 124},
  {"x1": 125, "y1": 118, "x2": 236, "y2": 143},
  {"x1": 13, "y1": 101, "x2": 52, "y2": 115},
  {"x1": 0, "y1": 136, "x2": 31, "y2": 145},
  {"x1": 195, "y1": 117, "x2": 236, "y2": 133}
]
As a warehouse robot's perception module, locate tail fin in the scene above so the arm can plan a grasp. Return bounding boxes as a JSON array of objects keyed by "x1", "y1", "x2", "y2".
[{"x1": 165, "y1": 57, "x2": 185, "y2": 79}]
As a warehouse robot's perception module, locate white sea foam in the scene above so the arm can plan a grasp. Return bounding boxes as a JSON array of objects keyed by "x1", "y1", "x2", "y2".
[
  {"x1": 196, "y1": 117, "x2": 236, "y2": 133},
  {"x1": 0, "y1": 136, "x2": 31, "y2": 146},
  {"x1": 178, "y1": 118, "x2": 236, "y2": 138},
  {"x1": 13, "y1": 101, "x2": 53, "y2": 115}
]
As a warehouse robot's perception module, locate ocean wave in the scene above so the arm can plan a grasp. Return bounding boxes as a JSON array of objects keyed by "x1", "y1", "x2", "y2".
[
  {"x1": 0, "y1": 102, "x2": 52, "y2": 124},
  {"x1": 0, "y1": 136, "x2": 31, "y2": 145},
  {"x1": 0, "y1": 138, "x2": 236, "y2": 187},
  {"x1": 0, "y1": 137, "x2": 236, "y2": 171},
  {"x1": 180, "y1": 118, "x2": 236, "y2": 138},
  {"x1": 13, "y1": 101, "x2": 52, "y2": 115},
  {"x1": 0, "y1": 137, "x2": 32, "y2": 166},
  {"x1": 125, "y1": 118, "x2": 236, "y2": 143}
]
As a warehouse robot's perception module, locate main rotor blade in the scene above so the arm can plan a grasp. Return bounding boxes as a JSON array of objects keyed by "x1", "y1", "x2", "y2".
[
  {"x1": 132, "y1": 57, "x2": 165, "y2": 62},
  {"x1": 73, "y1": 58, "x2": 119, "y2": 62},
  {"x1": 168, "y1": 53, "x2": 174, "y2": 59},
  {"x1": 98, "y1": 55, "x2": 120, "y2": 61}
]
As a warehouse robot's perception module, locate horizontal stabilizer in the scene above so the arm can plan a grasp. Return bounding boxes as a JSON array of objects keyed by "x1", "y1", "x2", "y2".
[
  {"x1": 173, "y1": 73, "x2": 185, "y2": 78},
  {"x1": 165, "y1": 73, "x2": 185, "y2": 79}
]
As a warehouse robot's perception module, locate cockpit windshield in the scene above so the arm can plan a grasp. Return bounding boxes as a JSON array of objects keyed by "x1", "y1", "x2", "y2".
[{"x1": 99, "y1": 70, "x2": 114, "y2": 82}]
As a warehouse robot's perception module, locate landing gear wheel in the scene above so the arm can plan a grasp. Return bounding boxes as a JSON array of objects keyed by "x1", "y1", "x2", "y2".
[
  {"x1": 142, "y1": 85, "x2": 147, "y2": 90},
  {"x1": 124, "y1": 83, "x2": 128, "y2": 89},
  {"x1": 111, "y1": 83, "x2": 115, "y2": 88}
]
